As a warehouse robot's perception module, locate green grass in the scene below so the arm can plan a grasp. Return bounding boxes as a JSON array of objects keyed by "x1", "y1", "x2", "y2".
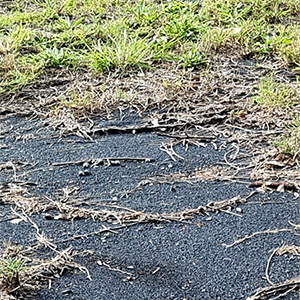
[
  {"x1": 253, "y1": 76, "x2": 299, "y2": 108},
  {"x1": 83, "y1": 29, "x2": 155, "y2": 72},
  {"x1": 273, "y1": 116, "x2": 300, "y2": 156},
  {"x1": 2, "y1": 0, "x2": 300, "y2": 93},
  {"x1": 0, "y1": 256, "x2": 26, "y2": 289}
]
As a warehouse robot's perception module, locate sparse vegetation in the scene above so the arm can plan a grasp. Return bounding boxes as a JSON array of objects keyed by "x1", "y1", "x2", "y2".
[
  {"x1": 0, "y1": 256, "x2": 25, "y2": 289},
  {"x1": 253, "y1": 76, "x2": 299, "y2": 108},
  {"x1": 274, "y1": 117, "x2": 300, "y2": 156}
]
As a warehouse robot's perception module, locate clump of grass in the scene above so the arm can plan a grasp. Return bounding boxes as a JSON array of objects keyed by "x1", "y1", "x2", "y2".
[
  {"x1": 84, "y1": 29, "x2": 154, "y2": 72},
  {"x1": 179, "y1": 47, "x2": 207, "y2": 69},
  {"x1": 54, "y1": 89, "x2": 98, "y2": 114},
  {"x1": 37, "y1": 47, "x2": 78, "y2": 67},
  {"x1": 175, "y1": 41, "x2": 209, "y2": 68},
  {"x1": 0, "y1": 24, "x2": 32, "y2": 54},
  {"x1": 0, "y1": 54, "x2": 41, "y2": 94},
  {"x1": 280, "y1": 25, "x2": 300, "y2": 65},
  {"x1": 0, "y1": 243, "x2": 26, "y2": 293},
  {"x1": 274, "y1": 118, "x2": 300, "y2": 156},
  {"x1": 0, "y1": 256, "x2": 26, "y2": 290},
  {"x1": 252, "y1": 76, "x2": 298, "y2": 108}
]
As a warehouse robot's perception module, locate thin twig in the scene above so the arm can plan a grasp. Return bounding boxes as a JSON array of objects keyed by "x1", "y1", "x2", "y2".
[
  {"x1": 265, "y1": 248, "x2": 278, "y2": 285},
  {"x1": 52, "y1": 157, "x2": 155, "y2": 167},
  {"x1": 223, "y1": 228, "x2": 292, "y2": 248}
]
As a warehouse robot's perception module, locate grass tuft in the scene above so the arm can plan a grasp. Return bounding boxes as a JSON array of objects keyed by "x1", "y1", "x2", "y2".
[
  {"x1": 252, "y1": 76, "x2": 299, "y2": 108},
  {"x1": 84, "y1": 29, "x2": 154, "y2": 72},
  {"x1": 274, "y1": 117, "x2": 300, "y2": 156},
  {"x1": 0, "y1": 256, "x2": 25, "y2": 290}
]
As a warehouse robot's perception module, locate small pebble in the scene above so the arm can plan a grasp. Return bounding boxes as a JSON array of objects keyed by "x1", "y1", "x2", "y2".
[
  {"x1": 78, "y1": 170, "x2": 91, "y2": 176},
  {"x1": 62, "y1": 289, "x2": 72, "y2": 294},
  {"x1": 236, "y1": 207, "x2": 243, "y2": 213},
  {"x1": 83, "y1": 162, "x2": 89, "y2": 168}
]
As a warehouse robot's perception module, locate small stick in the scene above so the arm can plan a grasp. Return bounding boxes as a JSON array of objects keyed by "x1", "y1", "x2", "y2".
[
  {"x1": 265, "y1": 248, "x2": 278, "y2": 285},
  {"x1": 247, "y1": 277, "x2": 300, "y2": 300},
  {"x1": 223, "y1": 228, "x2": 292, "y2": 248},
  {"x1": 52, "y1": 157, "x2": 155, "y2": 167},
  {"x1": 97, "y1": 260, "x2": 134, "y2": 276},
  {"x1": 219, "y1": 209, "x2": 242, "y2": 217},
  {"x1": 55, "y1": 224, "x2": 136, "y2": 244}
]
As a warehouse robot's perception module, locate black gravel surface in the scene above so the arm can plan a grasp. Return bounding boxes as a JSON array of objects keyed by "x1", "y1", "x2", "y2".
[{"x1": 0, "y1": 115, "x2": 299, "y2": 300}]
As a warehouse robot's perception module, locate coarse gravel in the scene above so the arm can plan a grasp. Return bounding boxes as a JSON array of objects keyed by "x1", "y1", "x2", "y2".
[{"x1": 0, "y1": 115, "x2": 299, "y2": 300}]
